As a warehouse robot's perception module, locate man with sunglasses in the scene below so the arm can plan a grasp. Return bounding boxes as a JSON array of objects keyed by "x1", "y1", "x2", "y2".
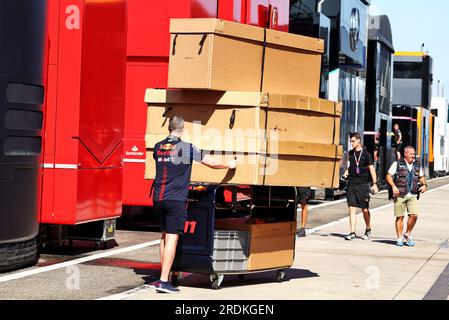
[{"x1": 343, "y1": 133, "x2": 379, "y2": 241}]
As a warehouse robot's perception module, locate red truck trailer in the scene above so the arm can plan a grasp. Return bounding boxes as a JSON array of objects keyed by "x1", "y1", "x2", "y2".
[
  {"x1": 122, "y1": 0, "x2": 289, "y2": 208},
  {"x1": 0, "y1": 0, "x2": 290, "y2": 272},
  {"x1": 39, "y1": 0, "x2": 127, "y2": 246}
]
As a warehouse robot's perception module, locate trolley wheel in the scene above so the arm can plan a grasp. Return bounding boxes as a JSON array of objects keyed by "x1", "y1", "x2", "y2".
[
  {"x1": 276, "y1": 270, "x2": 286, "y2": 282},
  {"x1": 210, "y1": 274, "x2": 224, "y2": 290},
  {"x1": 171, "y1": 272, "x2": 183, "y2": 287}
]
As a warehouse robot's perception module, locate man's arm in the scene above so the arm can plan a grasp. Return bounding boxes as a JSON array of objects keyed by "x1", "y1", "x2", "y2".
[
  {"x1": 386, "y1": 161, "x2": 400, "y2": 196},
  {"x1": 343, "y1": 159, "x2": 350, "y2": 179},
  {"x1": 419, "y1": 176, "x2": 427, "y2": 193},
  {"x1": 386, "y1": 173, "x2": 400, "y2": 196},
  {"x1": 201, "y1": 155, "x2": 237, "y2": 170},
  {"x1": 368, "y1": 165, "x2": 378, "y2": 193}
]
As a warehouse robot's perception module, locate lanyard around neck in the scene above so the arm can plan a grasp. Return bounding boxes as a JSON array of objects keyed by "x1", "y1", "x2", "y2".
[{"x1": 354, "y1": 150, "x2": 362, "y2": 167}]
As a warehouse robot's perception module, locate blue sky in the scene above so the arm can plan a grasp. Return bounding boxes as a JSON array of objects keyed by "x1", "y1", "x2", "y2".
[{"x1": 371, "y1": 0, "x2": 449, "y2": 97}]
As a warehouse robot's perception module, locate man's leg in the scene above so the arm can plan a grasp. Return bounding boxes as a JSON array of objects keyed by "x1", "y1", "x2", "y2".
[
  {"x1": 362, "y1": 208, "x2": 371, "y2": 229},
  {"x1": 395, "y1": 217, "x2": 404, "y2": 240},
  {"x1": 344, "y1": 206, "x2": 357, "y2": 240},
  {"x1": 301, "y1": 202, "x2": 308, "y2": 229},
  {"x1": 403, "y1": 196, "x2": 418, "y2": 246},
  {"x1": 406, "y1": 215, "x2": 418, "y2": 235},
  {"x1": 349, "y1": 206, "x2": 357, "y2": 233},
  {"x1": 159, "y1": 232, "x2": 166, "y2": 266},
  {"x1": 361, "y1": 208, "x2": 372, "y2": 240},
  {"x1": 159, "y1": 233, "x2": 180, "y2": 282}
]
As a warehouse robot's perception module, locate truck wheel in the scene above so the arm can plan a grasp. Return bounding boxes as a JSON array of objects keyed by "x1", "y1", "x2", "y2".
[
  {"x1": 276, "y1": 270, "x2": 285, "y2": 282},
  {"x1": 210, "y1": 274, "x2": 224, "y2": 290},
  {"x1": 0, "y1": 237, "x2": 39, "y2": 273}
]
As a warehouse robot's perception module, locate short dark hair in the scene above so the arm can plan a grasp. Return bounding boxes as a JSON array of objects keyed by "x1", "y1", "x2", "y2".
[
  {"x1": 168, "y1": 116, "x2": 184, "y2": 133},
  {"x1": 349, "y1": 132, "x2": 361, "y2": 141}
]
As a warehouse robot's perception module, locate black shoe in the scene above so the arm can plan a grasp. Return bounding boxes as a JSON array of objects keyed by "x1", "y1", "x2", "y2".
[
  {"x1": 297, "y1": 228, "x2": 307, "y2": 238},
  {"x1": 361, "y1": 229, "x2": 371, "y2": 240},
  {"x1": 155, "y1": 281, "x2": 180, "y2": 294},
  {"x1": 345, "y1": 232, "x2": 356, "y2": 241}
]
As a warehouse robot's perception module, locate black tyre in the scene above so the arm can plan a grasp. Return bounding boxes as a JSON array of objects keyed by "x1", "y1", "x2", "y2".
[{"x1": 0, "y1": 237, "x2": 40, "y2": 273}]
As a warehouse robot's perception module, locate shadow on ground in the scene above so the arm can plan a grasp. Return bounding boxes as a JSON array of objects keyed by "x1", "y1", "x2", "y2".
[{"x1": 165, "y1": 268, "x2": 319, "y2": 290}]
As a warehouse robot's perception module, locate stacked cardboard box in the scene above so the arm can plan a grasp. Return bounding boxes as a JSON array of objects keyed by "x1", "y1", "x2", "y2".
[
  {"x1": 144, "y1": 89, "x2": 342, "y2": 188},
  {"x1": 145, "y1": 17, "x2": 343, "y2": 188},
  {"x1": 145, "y1": 18, "x2": 343, "y2": 273},
  {"x1": 168, "y1": 18, "x2": 324, "y2": 97}
]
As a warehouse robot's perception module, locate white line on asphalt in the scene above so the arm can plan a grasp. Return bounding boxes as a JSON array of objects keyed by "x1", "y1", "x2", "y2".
[
  {"x1": 0, "y1": 240, "x2": 161, "y2": 284},
  {"x1": 305, "y1": 198, "x2": 346, "y2": 210},
  {"x1": 306, "y1": 183, "x2": 449, "y2": 235}
]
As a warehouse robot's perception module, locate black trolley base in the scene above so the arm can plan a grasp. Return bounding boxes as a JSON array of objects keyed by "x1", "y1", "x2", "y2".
[{"x1": 171, "y1": 184, "x2": 297, "y2": 289}]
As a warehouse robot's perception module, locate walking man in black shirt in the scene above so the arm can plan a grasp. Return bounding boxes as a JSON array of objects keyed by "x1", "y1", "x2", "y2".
[
  {"x1": 152, "y1": 116, "x2": 237, "y2": 293},
  {"x1": 343, "y1": 133, "x2": 378, "y2": 241}
]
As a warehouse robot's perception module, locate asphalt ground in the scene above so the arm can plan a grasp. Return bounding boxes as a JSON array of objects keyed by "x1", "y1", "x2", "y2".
[{"x1": 0, "y1": 176, "x2": 448, "y2": 300}]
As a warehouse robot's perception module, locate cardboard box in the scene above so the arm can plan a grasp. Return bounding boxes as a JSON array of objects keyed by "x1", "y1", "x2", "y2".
[
  {"x1": 145, "y1": 133, "x2": 266, "y2": 185},
  {"x1": 168, "y1": 19, "x2": 324, "y2": 96},
  {"x1": 262, "y1": 28, "x2": 324, "y2": 97},
  {"x1": 145, "y1": 89, "x2": 267, "y2": 139},
  {"x1": 168, "y1": 18, "x2": 264, "y2": 92},
  {"x1": 144, "y1": 89, "x2": 341, "y2": 145},
  {"x1": 144, "y1": 89, "x2": 342, "y2": 188},
  {"x1": 265, "y1": 94, "x2": 341, "y2": 145},
  {"x1": 214, "y1": 219, "x2": 296, "y2": 271},
  {"x1": 145, "y1": 133, "x2": 342, "y2": 188},
  {"x1": 264, "y1": 140, "x2": 343, "y2": 188}
]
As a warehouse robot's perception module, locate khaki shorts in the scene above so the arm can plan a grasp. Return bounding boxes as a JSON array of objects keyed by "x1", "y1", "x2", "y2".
[{"x1": 394, "y1": 195, "x2": 419, "y2": 217}]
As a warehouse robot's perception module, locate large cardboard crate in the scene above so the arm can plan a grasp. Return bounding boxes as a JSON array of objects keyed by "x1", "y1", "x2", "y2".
[
  {"x1": 214, "y1": 218, "x2": 296, "y2": 272},
  {"x1": 145, "y1": 89, "x2": 267, "y2": 139},
  {"x1": 145, "y1": 133, "x2": 266, "y2": 185},
  {"x1": 168, "y1": 18, "x2": 264, "y2": 92},
  {"x1": 145, "y1": 133, "x2": 342, "y2": 188},
  {"x1": 264, "y1": 94, "x2": 341, "y2": 144},
  {"x1": 144, "y1": 89, "x2": 342, "y2": 188},
  {"x1": 263, "y1": 28, "x2": 324, "y2": 97},
  {"x1": 264, "y1": 140, "x2": 343, "y2": 188},
  {"x1": 168, "y1": 18, "x2": 324, "y2": 97},
  {"x1": 144, "y1": 89, "x2": 341, "y2": 145}
]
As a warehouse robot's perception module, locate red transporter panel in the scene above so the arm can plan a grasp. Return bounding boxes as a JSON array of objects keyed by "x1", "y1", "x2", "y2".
[
  {"x1": 245, "y1": 0, "x2": 288, "y2": 31},
  {"x1": 123, "y1": 0, "x2": 220, "y2": 206},
  {"x1": 218, "y1": 0, "x2": 246, "y2": 23},
  {"x1": 41, "y1": 0, "x2": 127, "y2": 225},
  {"x1": 122, "y1": 0, "x2": 288, "y2": 206},
  {"x1": 267, "y1": 0, "x2": 289, "y2": 31}
]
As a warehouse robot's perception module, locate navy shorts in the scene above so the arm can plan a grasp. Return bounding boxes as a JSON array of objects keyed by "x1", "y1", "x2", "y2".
[
  {"x1": 297, "y1": 187, "x2": 312, "y2": 204},
  {"x1": 346, "y1": 184, "x2": 371, "y2": 209},
  {"x1": 153, "y1": 201, "x2": 188, "y2": 235}
]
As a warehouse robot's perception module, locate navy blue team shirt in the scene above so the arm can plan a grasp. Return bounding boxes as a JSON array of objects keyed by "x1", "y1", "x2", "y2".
[{"x1": 152, "y1": 136, "x2": 204, "y2": 202}]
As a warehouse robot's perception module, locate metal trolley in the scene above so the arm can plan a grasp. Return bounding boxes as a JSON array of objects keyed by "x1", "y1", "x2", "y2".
[{"x1": 171, "y1": 184, "x2": 297, "y2": 289}]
